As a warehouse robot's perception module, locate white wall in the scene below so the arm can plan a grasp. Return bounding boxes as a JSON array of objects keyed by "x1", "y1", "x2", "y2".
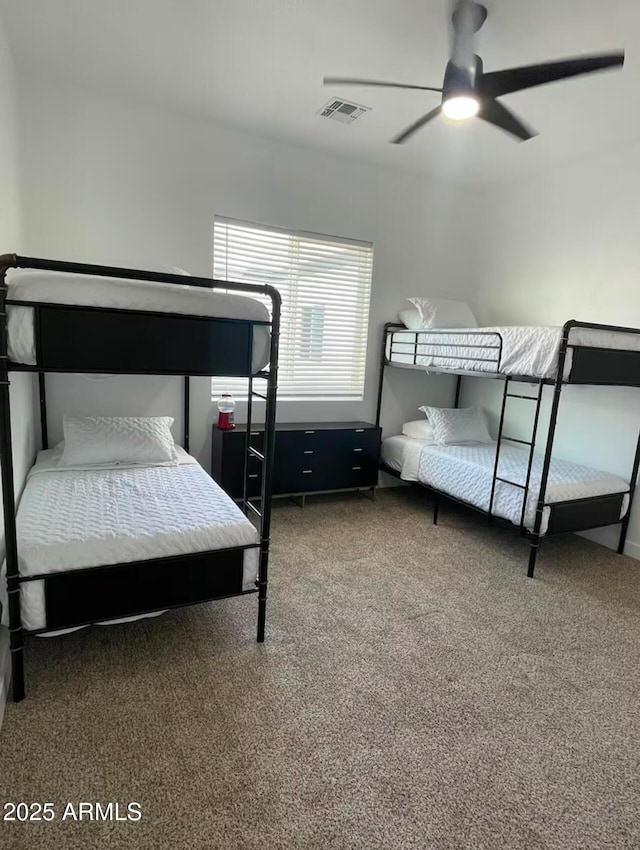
[
  {"x1": 464, "y1": 142, "x2": 640, "y2": 558},
  {"x1": 18, "y1": 80, "x2": 481, "y2": 467},
  {"x1": 0, "y1": 16, "x2": 38, "y2": 725}
]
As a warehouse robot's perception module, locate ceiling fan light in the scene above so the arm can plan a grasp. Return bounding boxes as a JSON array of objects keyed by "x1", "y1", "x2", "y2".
[{"x1": 442, "y1": 95, "x2": 480, "y2": 120}]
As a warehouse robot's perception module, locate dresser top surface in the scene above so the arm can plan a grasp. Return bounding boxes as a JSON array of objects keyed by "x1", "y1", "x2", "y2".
[{"x1": 214, "y1": 421, "x2": 378, "y2": 433}]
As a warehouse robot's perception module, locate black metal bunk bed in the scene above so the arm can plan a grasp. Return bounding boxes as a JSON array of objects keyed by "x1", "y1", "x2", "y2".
[
  {"x1": 0, "y1": 254, "x2": 280, "y2": 702},
  {"x1": 376, "y1": 320, "x2": 640, "y2": 578}
]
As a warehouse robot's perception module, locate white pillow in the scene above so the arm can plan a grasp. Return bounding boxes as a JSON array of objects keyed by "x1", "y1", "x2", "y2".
[
  {"x1": 398, "y1": 307, "x2": 425, "y2": 331},
  {"x1": 60, "y1": 416, "x2": 178, "y2": 467},
  {"x1": 401, "y1": 420, "x2": 436, "y2": 441},
  {"x1": 419, "y1": 406, "x2": 492, "y2": 446},
  {"x1": 404, "y1": 297, "x2": 478, "y2": 329}
]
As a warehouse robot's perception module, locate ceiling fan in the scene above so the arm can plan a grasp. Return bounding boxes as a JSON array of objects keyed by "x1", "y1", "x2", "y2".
[{"x1": 324, "y1": 0, "x2": 624, "y2": 143}]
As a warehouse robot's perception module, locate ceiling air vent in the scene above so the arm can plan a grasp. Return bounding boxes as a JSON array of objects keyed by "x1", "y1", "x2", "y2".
[{"x1": 317, "y1": 98, "x2": 370, "y2": 124}]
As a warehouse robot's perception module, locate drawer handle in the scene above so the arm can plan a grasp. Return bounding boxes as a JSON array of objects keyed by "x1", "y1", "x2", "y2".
[
  {"x1": 303, "y1": 469, "x2": 313, "y2": 474},
  {"x1": 303, "y1": 450, "x2": 314, "y2": 454},
  {"x1": 355, "y1": 429, "x2": 364, "y2": 433},
  {"x1": 249, "y1": 474, "x2": 259, "y2": 479},
  {"x1": 352, "y1": 466, "x2": 361, "y2": 471},
  {"x1": 251, "y1": 431, "x2": 260, "y2": 436},
  {"x1": 304, "y1": 430, "x2": 315, "y2": 434},
  {"x1": 353, "y1": 448, "x2": 363, "y2": 452}
]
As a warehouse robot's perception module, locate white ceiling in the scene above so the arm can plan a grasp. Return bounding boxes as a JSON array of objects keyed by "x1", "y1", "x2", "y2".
[{"x1": 2, "y1": 0, "x2": 639, "y2": 186}]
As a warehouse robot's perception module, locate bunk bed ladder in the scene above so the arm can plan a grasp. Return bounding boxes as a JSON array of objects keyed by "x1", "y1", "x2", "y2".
[
  {"x1": 244, "y1": 296, "x2": 280, "y2": 644},
  {"x1": 488, "y1": 377, "x2": 545, "y2": 530},
  {"x1": 243, "y1": 375, "x2": 270, "y2": 525}
]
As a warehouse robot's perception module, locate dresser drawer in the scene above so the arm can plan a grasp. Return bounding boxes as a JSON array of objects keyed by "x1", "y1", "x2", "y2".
[
  {"x1": 276, "y1": 427, "x2": 380, "y2": 458},
  {"x1": 273, "y1": 465, "x2": 327, "y2": 494},
  {"x1": 338, "y1": 427, "x2": 381, "y2": 452},
  {"x1": 273, "y1": 455, "x2": 379, "y2": 494},
  {"x1": 332, "y1": 459, "x2": 379, "y2": 489},
  {"x1": 275, "y1": 429, "x2": 336, "y2": 455}
]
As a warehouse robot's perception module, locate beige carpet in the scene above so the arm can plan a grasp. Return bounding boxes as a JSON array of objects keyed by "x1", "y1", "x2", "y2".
[{"x1": 1, "y1": 488, "x2": 639, "y2": 850}]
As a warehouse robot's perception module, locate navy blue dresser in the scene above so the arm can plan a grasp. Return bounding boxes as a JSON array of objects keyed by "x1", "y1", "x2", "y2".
[{"x1": 211, "y1": 421, "x2": 381, "y2": 500}]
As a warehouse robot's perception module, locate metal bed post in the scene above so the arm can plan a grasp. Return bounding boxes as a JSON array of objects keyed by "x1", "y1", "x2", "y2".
[
  {"x1": 183, "y1": 376, "x2": 190, "y2": 454},
  {"x1": 433, "y1": 375, "x2": 463, "y2": 525},
  {"x1": 376, "y1": 323, "x2": 397, "y2": 428},
  {"x1": 256, "y1": 288, "x2": 281, "y2": 642},
  {"x1": 0, "y1": 254, "x2": 24, "y2": 702},
  {"x1": 38, "y1": 372, "x2": 48, "y2": 449},
  {"x1": 453, "y1": 375, "x2": 462, "y2": 409},
  {"x1": 527, "y1": 323, "x2": 572, "y2": 577},
  {"x1": 618, "y1": 424, "x2": 640, "y2": 555}
]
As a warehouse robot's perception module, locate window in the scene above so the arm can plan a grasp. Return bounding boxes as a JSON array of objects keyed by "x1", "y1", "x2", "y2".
[{"x1": 213, "y1": 217, "x2": 373, "y2": 400}]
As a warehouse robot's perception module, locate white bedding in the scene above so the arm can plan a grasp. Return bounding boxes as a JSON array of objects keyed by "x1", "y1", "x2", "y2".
[
  {"x1": 381, "y1": 435, "x2": 629, "y2": 535},
  {"x1": 6, "y1": 268, "x2": 271, "y2": 371},
  {"x1": 1, "y1": 446, "x2": 259, "y2": 632},
  {"x1": 387, "y1": 326, "x2": 640, "y2": 380},
  {"x1": 380, "y1": 434, "x2": 429, "y2": 482}
]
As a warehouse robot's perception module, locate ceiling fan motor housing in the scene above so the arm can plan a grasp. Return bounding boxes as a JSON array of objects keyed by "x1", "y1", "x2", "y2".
[
  {"x1": 443, "y1": 55, "x2": 483, "y2": 100},
  {"x1": 447, "y1": 1, "x2": 487, "y2": 101}
]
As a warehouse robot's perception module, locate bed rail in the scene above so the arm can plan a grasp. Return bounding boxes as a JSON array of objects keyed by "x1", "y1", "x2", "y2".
[
  {"x1": 383, "y1": 322, "x2": 504, "y2": 371},
  {"x1": 1, "y1": 253, "x2": 279, "y2": 298}
]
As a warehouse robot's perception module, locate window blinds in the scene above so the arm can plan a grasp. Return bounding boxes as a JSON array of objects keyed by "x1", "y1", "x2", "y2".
[{"x1": 213, "y1": 217, "x2": 373, "y2": 400}]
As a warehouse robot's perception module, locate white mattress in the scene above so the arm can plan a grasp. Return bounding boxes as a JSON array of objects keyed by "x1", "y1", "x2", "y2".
[
  {"x1": 382, "y1": 435, "x2": 629, "y2": 535},
  {"x1": 387, "y1": 326, "x2": 640, "y2": 380},
  {"x1": 6, "y1": 268, "x2": 271, "y2": 371},
  {"x1": 1, "y1": 446, "x2": 259, "y2": 632}
]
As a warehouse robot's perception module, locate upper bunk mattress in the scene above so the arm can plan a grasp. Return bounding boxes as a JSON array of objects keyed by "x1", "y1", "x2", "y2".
[
  {"x1": 381, "y1": 435, "x2": 629, "y2": 536},
  {"x1": 0, "y1": 446, "x2": 259, "y2": 632},
  {"x1": 387, "y1": 326, "x2": 640, "y2": 380},
  {"x1": 5, "y1": 268, "x2": 271, "y2": 371}
]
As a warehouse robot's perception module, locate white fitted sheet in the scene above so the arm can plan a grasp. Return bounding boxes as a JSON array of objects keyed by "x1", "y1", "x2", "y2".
[
  {"x1": 382, "y1": 436, "x2": 629, "y2": 535},
  {"x1": 6, "y1": 268, "x2": 271, "y2": 371},
  {"x1": 1, "y1": 447, "x2": 259, "y2": 632},
  {"x1": 380, "y1": 434, "x2": 432, "y2": 482},
  {"x1": 387, "y1": 326, "x2": 640, "y2": 380}
]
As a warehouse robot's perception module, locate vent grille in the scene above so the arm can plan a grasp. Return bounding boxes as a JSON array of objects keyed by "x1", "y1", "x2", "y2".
[{"x1": 317, "y1": 98, "x2": 370, "y2": 124}]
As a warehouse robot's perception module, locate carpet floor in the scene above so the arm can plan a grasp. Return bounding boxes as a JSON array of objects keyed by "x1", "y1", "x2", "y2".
[{"x1": 1, "y1": 488, "x2": 639, "y2": 850}]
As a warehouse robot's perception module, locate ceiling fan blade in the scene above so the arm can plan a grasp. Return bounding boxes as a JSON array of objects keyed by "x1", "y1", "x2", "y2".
[
  {"x1": 324, "y1": 76, "x2": 442, "y2": 93},
  {"x1": 391, "y1": 106, "x2": 442, "y2": 144},
  {"x1": 478, "y1": 98, "x2": 537, "y2": 141},
  {"x1": 480, "y1": 51, "x2": 624, "y2": 98}
]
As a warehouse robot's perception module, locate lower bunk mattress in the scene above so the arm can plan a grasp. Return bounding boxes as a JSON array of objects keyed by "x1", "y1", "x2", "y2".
[
  {"x1": 1, "y1": 446, "x2": 259, "y2": 633},
  {"x1": 381, "y1": 435, "x2": 630, "y2": 535}
]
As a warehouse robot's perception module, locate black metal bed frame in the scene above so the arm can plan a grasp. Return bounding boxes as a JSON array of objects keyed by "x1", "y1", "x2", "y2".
[
  {"x1": 0, "y1": 254, "x2": 281, "y2": 702},
  {"x1": 376, "y1": 320, "x2": 640, "y2": 576}
]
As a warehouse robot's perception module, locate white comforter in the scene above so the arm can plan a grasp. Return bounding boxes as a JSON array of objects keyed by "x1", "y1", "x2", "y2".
[
  {"x1": 381, "y1": 436, "x2": 629, "y2": 535},
  {"x1": 387, "y1": 326, "x2": 640, "y2": 379},
  {"x1": 6, "y1": 268, "x2": 271, "y2": 370},
  {"x1": 1, "y1": 447, "x2": 259, "y2": 632}
]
